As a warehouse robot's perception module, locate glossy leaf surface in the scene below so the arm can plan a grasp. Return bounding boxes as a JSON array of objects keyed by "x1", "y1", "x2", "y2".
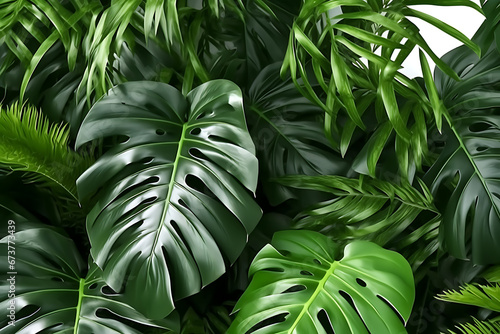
[
  {"x1": 228, "y1": 230, "x2": 415, "y2": 334},
  {"x1": 76, "y1": 80, "x2": 261, "y2": 319},
  {"x1": 426, "y1": 37, "x2": 500, "y2": 264},
  {"x1": 0, "y1": 207, "x2": 178, "y2": 333}
]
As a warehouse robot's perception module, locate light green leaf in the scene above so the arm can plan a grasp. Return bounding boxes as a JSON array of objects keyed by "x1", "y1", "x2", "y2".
[
  {"x1": 437, "y1": 283, "x2": 500, "y2": 312},
  {"x1": 228, "y1": 230, "x2": 415, "y2": 334},
  {"x1": 0, "y1": 103, "x2": 91, "y2": 200}
]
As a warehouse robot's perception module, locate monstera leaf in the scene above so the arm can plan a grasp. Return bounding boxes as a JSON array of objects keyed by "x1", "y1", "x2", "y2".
[
  {"x1": 425, "y1": 33, "x2": 500, "y2": 264},
  {"x1": 247, "y1": 63, "x2": 349, "y2": 205},
  {"x1": 228, "y1": 230, "x2": 415, "y2": 334},
  {"x1": 0, "y1": 207, "x2": 178, "y2": 333},
  {"x1": 75, "y1": 80, "x2": 262, "y2": 319}
]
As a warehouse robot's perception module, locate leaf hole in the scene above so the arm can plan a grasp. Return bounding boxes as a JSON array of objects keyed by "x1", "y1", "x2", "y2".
[
  {"x1": 282, "y1": 285, "x2": 306, "y2": 293},
  {"x1": 339, "y1": 290, "x2": 356, "y2": 310},
  {"x1": 196, "y1": 111, "x2": 208, "y2": 120},
  {"x1": 170, "y1": 220, "x2": 193, "y2": 260},
  {"x1": 317, "y1": 309, "x2": 335, "y2": 334},
  {"x1": 16, "y1": 305, "x2": 40, "y2": 319},
  {"x1": 95, "y1": 308, "x2": 144, "y2": 330},
  {"x1": 340, "y1": 290, "x2": 370, "y2": 332},
  {"x1": 314, "y1": 259, "x2": 322, "y2": 265},
  {"x1": 469, "y1": 122, "x2": 492, "y2": 133},
  {"x1": 263, "y1": 267, "x2": 285, "y2": 273},
  {"x1": 356, "y1": 278, "x2": 367, "y2": 287},
  {"x1": 178, "y1": 199, "x2": 188, "y2": 209},
  {"x1": 245, "y1": 313, "x2": 288, "y2": 334},
  {"x1": 377, "y1": 295, "x2": 406, "y2": 326},
  {"x1": 477, "y1": 146, "x2": 488, "y2": 152},
  {"x1": 208, "y1": 134, "x2": 235, "y2": 145},
  {"x1": 88, "y1": 283, "x2": 98, "y2": 290},
  {"x1": 300, "y1": 270, "x2": 313, "y2": 276},
  {"x1": 101, "y1": 285, "x2": 119, "y2": 296},
  {"x1": 115, "y1": 135, "x2": 130, "y2": 144},
  {"x1": 139, "y1": 196, "x2": 157, "y2": 206},
  {"x1": 114, "y1": 176, "x2": 159, "y2": 204},
  {"x1": 156, "y1": 129, "x2": 166, "y2": 135},
  {"x1": 185, "y1": 174, "x2": 217, "y2": 199},
  {"x1": 190, "y1": 128, "x2": 201, "y2": 135},
  {"x1": 137, "y1": 157, "x2": 154, "y2": 165},
  {"x1": 189, "y1": 148, "x2": 209, "y2": 161}
]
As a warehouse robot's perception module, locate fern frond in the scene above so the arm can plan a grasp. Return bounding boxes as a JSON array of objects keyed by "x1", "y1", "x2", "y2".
[
  {"x1": 437, "y1": 283, "x2": 500, "y2": 312},
  {"x1": 277, "y1": 175, "x2": 441, "y2": 279},
  {"x1": 278, "y1": 175, "x2": 438, "y2": 238},
  {"x1": 483, "y1": 266, "x2": 500, "y2": 283},
  {"x1": 0, "y1": 102, "x2": 92, "y2": 200},
  {"x1": 447, "y1": 318, "x2": 500, "y2": 334}
]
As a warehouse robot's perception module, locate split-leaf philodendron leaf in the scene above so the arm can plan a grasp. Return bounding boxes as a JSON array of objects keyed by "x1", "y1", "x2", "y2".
[
  {"x1": 426, "y1": 37, "x2": 500, "y2": 264},
  {"x1": 0, "y1": 206, "x2": 178, "y2": 333},
  {"x1": 228, "y1": 230, "x2": 415, "y2": 334},
  {"x1": 75, "y1": 79, "x2": 262, "y2": 319}
]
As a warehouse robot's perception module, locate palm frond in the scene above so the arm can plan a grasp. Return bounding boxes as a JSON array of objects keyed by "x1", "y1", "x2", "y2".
[
  {"x1": 280, "y1": 0, "x2": 482, "y2": 179},
  {"x1": 0, "y1": 0, "x2": 266, "y2": 105},
  {"x1": 437, "y1": 283, "x2": 500, "y2": 312},
  {"x1": 277, "y1": 175, "x2": 440, "y2": 280},
  {"x1": 447, "y1": 318, "x2": 500, "y2": 334},
  {"x1": 0, "y1": 102, "x2": 92, "y2": 200}
]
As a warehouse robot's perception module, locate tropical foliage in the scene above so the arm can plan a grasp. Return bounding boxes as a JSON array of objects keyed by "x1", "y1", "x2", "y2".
[{"x1": 1, "y1": 0, "x2": 499, "y2": 333}]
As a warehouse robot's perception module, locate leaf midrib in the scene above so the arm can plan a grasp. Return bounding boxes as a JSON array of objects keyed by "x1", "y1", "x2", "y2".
[
  {"x1": 341, "y1": 192, "x2": 438, "y2": 214},
  {"x1": 73, "y1": 278, "x2": 85, "y2": 334},
  {"x1": 445, "y1": 113, "x2": 500, "y2": 221},
  {"x1": 288, "y1": 261, "x2": 339, "y2": 333},
  {"x1": 148, "y1": 123, "x2": 187, "y2": 267}
]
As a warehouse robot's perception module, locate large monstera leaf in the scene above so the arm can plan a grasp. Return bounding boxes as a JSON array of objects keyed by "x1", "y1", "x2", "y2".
[
  {"x1": 424, "y1": 112, "x2": 500, "y2": 264},
  {"x1": 75, "y1": 80, "x2": 262, "y2": 319},
  {"x1": 228, "y1": 230, "x2": 415, "y2": 334},
  {"x1": 425, "y1": 29, "x2": 500, "y2": 264},
  {"x1": 0, "y1": 206, "x2": 178, "y2": 333}
]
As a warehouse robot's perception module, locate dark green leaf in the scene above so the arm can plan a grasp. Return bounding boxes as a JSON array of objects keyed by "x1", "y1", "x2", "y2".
[{"x1": 76, "y1": 80, "x2": 262, "y2": 318}]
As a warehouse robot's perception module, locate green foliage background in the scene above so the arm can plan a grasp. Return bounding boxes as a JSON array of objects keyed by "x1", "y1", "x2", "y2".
[{"x1": 1, "y1": 0, "x2": 500, "y2": 333}]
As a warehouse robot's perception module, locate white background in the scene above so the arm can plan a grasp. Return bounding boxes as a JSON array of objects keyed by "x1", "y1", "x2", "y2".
[{"x1": 401, "y1": 0, "x2": 484, "y2": 77}]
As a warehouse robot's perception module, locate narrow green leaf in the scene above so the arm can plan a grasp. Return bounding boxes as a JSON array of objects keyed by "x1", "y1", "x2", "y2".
[
  {"x1": 404, "y1": 0, "x2": 483, "y2": 14},
  {"x1": 331, "y1": 41, "x2": 365, "y2": 130},
  {"x1": 293, "y1": 24, "x2": 330, "y2": 71},
  {"x1": 335, "y1": 24, "x2": 406, "y2": 50},
  {"x1": 20, "y1": 32, "x2": 58, "y2": 102},
  {"x1": 379, "y1": 62, "x2": 411, "y2": 141},
  {"x1": 419, "y1": 50, "x2": 445, "y2": 133}
]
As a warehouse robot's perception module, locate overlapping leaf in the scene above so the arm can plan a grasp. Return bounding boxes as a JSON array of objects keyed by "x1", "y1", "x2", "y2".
[
  {"x1": 247, "y1": 64, "x2": 349, "y2": 205},
  {"x1": 0, "y1": 207, "x2": 178, "y2": 333},
  {"x1": 0, "y1": 103, "x2": 92, "y2": 199},
  {"x1": 278, "y1": 175, "x2": 440, "y2": 279},
  {"x1": 280, "y1": 0, "x2": 481, "y2": 162},
  {"x1": 426, "y1": 30, "x2": 500, "y2": 264},
  {"x1": 228, "y1": 230, "x2": 415, "y2": 333},
  {"x1": 76, "y1": 80, "x2": 261, "y2": 319},
  {"x1": 447, "y1": 319, "x2": 500, "y2": 334}
]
